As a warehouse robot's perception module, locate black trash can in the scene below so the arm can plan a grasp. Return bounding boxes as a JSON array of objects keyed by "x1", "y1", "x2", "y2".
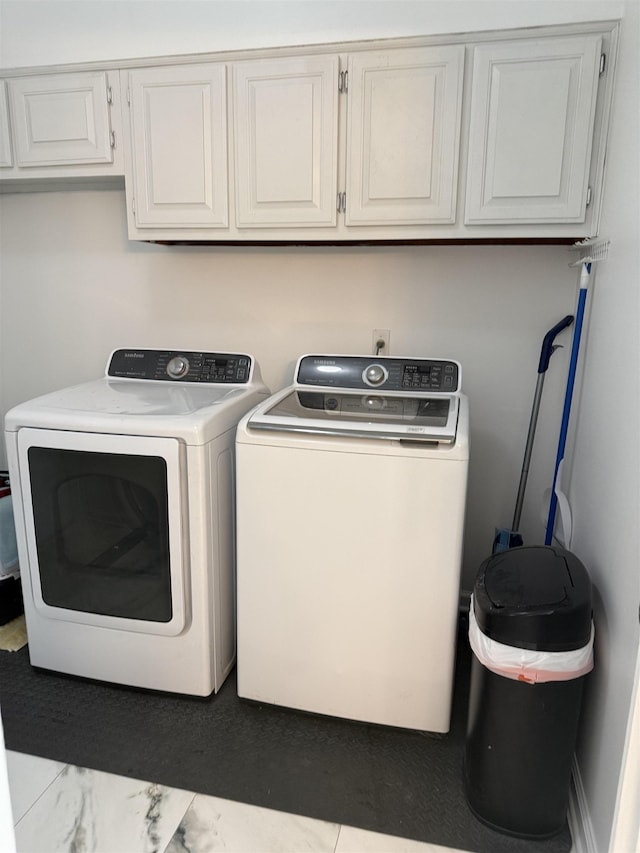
[{"x1": 463, "y1": 545, "x2": 593, "y2": 839}]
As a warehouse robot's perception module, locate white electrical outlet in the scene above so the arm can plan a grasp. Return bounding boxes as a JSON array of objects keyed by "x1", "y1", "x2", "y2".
[{"x1": 372, "y1": 329, "x2": 390, "y2": 355}]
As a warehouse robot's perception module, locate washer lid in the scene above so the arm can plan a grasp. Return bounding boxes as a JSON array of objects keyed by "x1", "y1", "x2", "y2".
[{"x1": 248, "y1": 388, "x2": 459, "y2": 443}]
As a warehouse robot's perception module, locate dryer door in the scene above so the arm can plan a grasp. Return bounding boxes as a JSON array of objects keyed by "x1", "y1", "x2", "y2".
[{"x1": 16, "y1": 428, "x2": 188, "y2": 636}]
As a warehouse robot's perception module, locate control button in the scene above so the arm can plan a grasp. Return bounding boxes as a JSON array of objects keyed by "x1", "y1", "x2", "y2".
[
  {"x1": 363, "y1": 364, "x2": 388, "y2": 386},
  {"x1": 167, "y1": 356, "x2": 189, "y2": 378},
  {"x1": 325, "y1": 397, "x2": 339, "y2": 410}
]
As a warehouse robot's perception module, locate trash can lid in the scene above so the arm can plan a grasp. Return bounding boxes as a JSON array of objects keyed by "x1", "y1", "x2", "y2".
[{"x1": 473, "y1": 545, "x2": 592, "y2": 651}]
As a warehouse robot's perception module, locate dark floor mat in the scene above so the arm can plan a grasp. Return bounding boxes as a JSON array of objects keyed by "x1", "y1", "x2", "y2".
[{"x1": 0, "y1": 631, "x2": 571, "y2": 853}]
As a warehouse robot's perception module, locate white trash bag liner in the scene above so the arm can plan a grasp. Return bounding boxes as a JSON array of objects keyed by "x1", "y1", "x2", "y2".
[{"x1": 468, "y1": 596, "x2": 594, "y2": 684}]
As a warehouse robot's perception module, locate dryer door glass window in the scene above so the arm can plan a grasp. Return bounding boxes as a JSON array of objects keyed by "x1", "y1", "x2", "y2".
[{"x1": 27, "y1": 447, "x2": 172, "y2": 622}]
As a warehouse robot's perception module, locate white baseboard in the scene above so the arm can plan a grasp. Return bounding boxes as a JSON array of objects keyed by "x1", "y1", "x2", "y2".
[{"x1": 570, "y1": 757, "x2": 598, "y2": 853}]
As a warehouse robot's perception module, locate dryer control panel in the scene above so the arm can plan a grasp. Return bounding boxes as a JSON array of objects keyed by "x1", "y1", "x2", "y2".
[
  {"x1": 296, "y1": 355, "x2": 460, "y2": 393},
  {"x1": 107, "y1": 349, "x2": 252, "y2": 383}
]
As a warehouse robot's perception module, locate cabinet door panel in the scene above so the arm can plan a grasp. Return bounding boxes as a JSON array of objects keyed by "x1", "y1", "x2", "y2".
[
  {"x1": 128, "y1": 64, "x2": 228, "y2": 228},
  {"x1": 9, "y1": 72, "x2": 113, "y2": 166},
  {"x1": 0, "y1": 82, "x2": 12, "y2": 168},
  {"x1": 346, "y1": 46, "x2": 464, "y2": 225},
  {"x1": 465, "y1": 35, "x2": 602, "y2": 223},
  {"x1": 233, "y1": 56, "x2": 339, "y2": 227}
]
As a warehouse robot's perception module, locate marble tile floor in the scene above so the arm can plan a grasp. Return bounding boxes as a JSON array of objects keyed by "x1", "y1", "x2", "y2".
[{"x1": 6, "y1": 749, "x2": 473, "y2": 853}]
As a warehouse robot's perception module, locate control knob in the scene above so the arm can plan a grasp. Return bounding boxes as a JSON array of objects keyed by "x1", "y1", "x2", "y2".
[
  {"x1": 167, "y1": 356, "x2": 190, "y2": 378},
  {"x1": 364, "y1": 363, "x2": 387, "y2": 386}
]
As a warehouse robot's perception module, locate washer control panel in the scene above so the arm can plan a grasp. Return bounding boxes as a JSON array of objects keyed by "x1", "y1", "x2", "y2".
[
  {"x1": 297, "y1": 355, "x2": 460, "y2": 392},
  {"x1": 108, "y1": 349, "x2": 252, "y2": 383}
]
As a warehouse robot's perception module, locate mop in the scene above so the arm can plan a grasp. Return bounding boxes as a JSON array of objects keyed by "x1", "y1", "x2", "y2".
[
  {"x1": 544, "y1": 238, "x2": 610, "y2": 547},
  {"x1": 493, "y1": 314, "x2": 574, "y2": 553}
]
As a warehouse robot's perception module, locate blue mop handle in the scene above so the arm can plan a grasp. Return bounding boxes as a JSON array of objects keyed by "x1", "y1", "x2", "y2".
[{"x1": 544, "y1": 264, "x2": 590, "y2": 545}]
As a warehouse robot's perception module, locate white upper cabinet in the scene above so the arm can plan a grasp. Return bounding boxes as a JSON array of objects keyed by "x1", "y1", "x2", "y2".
[
  {"x1": 346, "y1": 46, "x2": 464, "y2": 225},
  {"x1": 134, "y1": 46, "x2": 463, "y2": 237},
  {"x1": 0, "y1": 70, "x2": 123, "y2": 183},
  {"x1": 465, "y1": 34, "x2": 602, "y2": 224},
  {"x1": 9, "y1": 71, "x2": 114, "y2": 166},
  {"x1": 0, "y1": 82, "x2": 12, "y2": 168},
  {"x1": 233, "y1": 55, "x2": 339, "y2": 228},
  {"x1": 1, "y1": 21, "x2": 617, "y2": 238},
  {"x1": 125, "y1": 64, "x2": 228, "y2": 228}
]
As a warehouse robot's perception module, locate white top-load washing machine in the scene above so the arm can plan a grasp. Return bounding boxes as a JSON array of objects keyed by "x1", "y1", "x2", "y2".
[
  {"x1": 5, "y1": 348, "x2": 268, "y2": 696},
  {"x1": 236, "y1": 354, "x2": 469, "y2": 732}
]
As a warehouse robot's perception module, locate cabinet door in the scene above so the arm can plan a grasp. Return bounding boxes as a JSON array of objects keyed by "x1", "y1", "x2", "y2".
[
  {"x1": 346, "y1": 46, "x2": 464, "y2": 226},
  {"x1": 8, "y1": 71, "x2": 113, "y2": 167},
  {"x1": 127, "y1": 64, "x2": 228, "y2": 228},
  {"x1": 0, "y1": 82, "x2": 12, "y2": 168},
  {"x1": 465, "y1": 35, "x2": 602, "y2": 224},
  {"x1": 233, "y1": 56, "x2": 339, "y2": 227}
]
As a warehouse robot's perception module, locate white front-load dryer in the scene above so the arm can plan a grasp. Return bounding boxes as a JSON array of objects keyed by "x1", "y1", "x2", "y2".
[
  {"x1": 5, "y1": 348, "x2": 269, "y2": 696},
  {"x1": 236, "y1": 354, "x2": 469, "y2": 733}
]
